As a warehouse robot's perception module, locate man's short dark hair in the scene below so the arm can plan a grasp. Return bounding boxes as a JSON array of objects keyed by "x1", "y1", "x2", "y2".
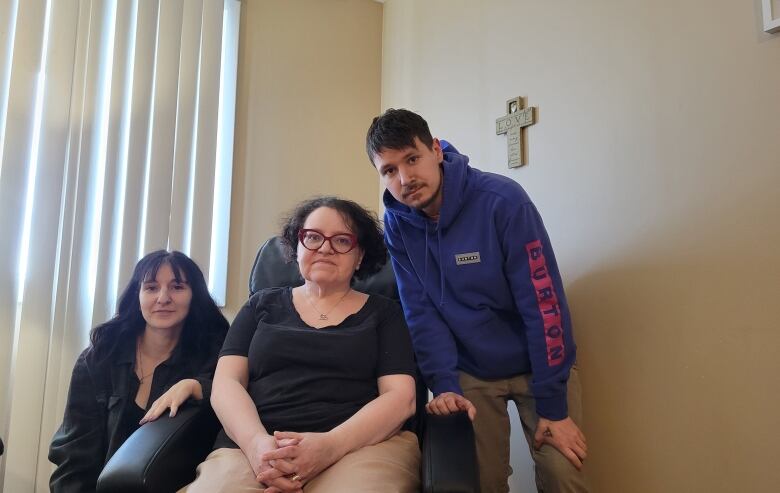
[{"x1": 365, "y1": 108, "x2": 434, "y2": 164}]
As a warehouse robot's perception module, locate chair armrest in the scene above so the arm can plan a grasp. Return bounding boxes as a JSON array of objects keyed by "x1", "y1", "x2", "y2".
[
  {"x1": 97, "y1": 404, "x2": 220, "y2": 493},
  {"x1": 421, "y1": 412, "x2": 479, "y2": 493}
]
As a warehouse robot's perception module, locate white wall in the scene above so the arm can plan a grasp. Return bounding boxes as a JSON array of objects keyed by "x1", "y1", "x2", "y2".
[{"x1": 381, "y1": 1, "x2": 780, "y2": 492}]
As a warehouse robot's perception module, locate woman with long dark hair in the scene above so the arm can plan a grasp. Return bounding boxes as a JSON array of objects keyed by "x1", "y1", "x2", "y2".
[{"x1": 49, "y1": 250, "x2": 229, "y2": 492}]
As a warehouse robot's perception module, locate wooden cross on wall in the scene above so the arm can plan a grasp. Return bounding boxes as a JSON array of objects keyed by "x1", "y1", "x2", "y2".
[{"x1": 496, "y1": 96, "x2": 537, "y2": 168}]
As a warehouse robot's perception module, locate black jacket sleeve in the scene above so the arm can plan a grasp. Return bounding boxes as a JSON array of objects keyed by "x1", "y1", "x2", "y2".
[{"x1": 49, "y1": 351, "x2": 107, "y2": 493}]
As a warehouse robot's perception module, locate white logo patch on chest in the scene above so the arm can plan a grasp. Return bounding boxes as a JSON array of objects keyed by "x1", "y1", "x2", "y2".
[{"x1": 455, "y1": 252, "x2": 481, "y2": 265}]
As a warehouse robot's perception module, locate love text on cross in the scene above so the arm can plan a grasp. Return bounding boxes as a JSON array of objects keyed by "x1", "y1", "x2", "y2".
[{"x1": 496, "y1": 96, "x2": 537, "y2": 168}]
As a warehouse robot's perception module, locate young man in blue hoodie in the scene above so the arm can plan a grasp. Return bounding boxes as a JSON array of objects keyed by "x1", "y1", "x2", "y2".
[{"x1": 366, "y1": 109, "x2": 588, "y2": 493}]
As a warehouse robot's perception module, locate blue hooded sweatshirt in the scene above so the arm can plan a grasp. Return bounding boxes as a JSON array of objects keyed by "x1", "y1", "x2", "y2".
[{"x1": 383, "y1": 142, "x2": 577, "y2": 420}]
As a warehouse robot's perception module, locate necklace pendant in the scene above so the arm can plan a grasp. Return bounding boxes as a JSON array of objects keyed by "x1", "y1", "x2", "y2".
[{"x1": 319, "y1": 314, "x2": 328, "y2": 320}]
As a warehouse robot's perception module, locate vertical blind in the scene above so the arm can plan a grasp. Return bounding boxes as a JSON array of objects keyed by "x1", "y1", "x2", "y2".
[{"x1": 0, "y1": 0, "x2": 240, "y2": 490}]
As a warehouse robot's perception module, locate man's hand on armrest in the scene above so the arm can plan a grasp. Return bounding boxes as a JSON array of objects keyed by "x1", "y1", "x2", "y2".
[{"x1": 425, "y1": 392, "x2": 477, "y2": 421}]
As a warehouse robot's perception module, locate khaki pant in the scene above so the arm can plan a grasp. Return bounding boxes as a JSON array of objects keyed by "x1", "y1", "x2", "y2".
[
  {"x1": 459, "y1": 368, "x2": 589, "y2": 493},
  {"x1": 179, "y1": 431, "x2": 420, "y2": 493}
]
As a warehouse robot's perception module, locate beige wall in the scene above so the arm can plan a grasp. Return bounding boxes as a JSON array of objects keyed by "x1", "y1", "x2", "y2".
[
  {"x1": 225, "y1": 0, "x2": 382, "y2": 318},
  {"x1": 382, "y1": 1, "x2": 780, "y2": 492}
]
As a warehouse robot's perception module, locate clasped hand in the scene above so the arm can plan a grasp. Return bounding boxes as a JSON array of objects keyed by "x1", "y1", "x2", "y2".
[{"x1": 253, "y1": 431, "x2": 341, "y2": 493}]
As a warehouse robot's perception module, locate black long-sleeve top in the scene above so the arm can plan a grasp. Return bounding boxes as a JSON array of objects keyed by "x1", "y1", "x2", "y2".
[{"x1": 48, "y1": 334, "x2": 221, "y2": 493}]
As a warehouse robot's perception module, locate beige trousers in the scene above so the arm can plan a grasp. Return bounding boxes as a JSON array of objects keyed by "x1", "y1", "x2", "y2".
[
  {"x1": 179, "y1": 431, "x2": 420, "y2": 493},
  {"x1": 459, "y1": 368, "x2": 589, "y2": 493}
]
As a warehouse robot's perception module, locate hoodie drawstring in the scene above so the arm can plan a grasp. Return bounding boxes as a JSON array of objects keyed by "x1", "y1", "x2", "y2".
[
  {"x1": 437, "y1": 224, "x2": 445, "y2": 306},
  {"x1": 424, "y1": 222, "x2": 429, "y2": 288},
  {"x1": 422, "y1": 220, "x2": 445, "y2": 306}
]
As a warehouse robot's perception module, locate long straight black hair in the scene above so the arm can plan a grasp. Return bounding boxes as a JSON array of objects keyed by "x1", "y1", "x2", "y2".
[{"x1": 89, "y1": 250, "x2": 228, "y2": 361}]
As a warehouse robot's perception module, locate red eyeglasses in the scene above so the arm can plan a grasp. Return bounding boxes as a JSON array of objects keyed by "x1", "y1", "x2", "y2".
[{"x1": 298, "y1": 229, "x2": 358, "y2": 254}]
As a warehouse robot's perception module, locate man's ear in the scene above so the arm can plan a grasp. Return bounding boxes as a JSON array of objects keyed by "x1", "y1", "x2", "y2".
[{"x1": 432, "y1": 137, "x2": 443, "y2": 161}]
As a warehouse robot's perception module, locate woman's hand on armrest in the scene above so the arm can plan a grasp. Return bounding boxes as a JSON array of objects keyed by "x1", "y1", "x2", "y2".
[{"x1": 140, "y1": 378, "x2": 201, "y2": 424}]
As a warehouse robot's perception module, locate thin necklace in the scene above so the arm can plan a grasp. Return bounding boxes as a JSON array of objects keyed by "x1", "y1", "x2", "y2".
[
  {"x1": 136, "y1": 338, "x2": 171, "y2": 383},
  {"x1": 303, "y1": 287, "x2": 351, "y2": 321},
  {"x1": 136, "y1": 339, "x2": 154, "y2": 383}
]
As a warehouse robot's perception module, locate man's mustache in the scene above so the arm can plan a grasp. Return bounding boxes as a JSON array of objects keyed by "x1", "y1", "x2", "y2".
[{"x1": 402, "y1": 183, "x2": 423, "y2": 197}]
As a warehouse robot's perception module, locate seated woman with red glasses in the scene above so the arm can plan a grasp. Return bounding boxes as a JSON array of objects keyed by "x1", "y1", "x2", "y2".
[{"x1": 181, "y1": 196, "x2": 419, "y2": 493}]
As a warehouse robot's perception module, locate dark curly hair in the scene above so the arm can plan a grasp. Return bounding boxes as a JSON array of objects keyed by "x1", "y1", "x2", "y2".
[
  {"x1": 89, "y1": 250, "x2": 228, "y2": 362},
  {"x1": 280, "y1": 196, "x2": 386, "y2": 280}
]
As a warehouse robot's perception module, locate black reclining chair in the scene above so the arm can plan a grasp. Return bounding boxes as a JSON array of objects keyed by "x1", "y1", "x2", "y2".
[{"x1": 97, "y1": 237, "x2": 478, "y2": 492}]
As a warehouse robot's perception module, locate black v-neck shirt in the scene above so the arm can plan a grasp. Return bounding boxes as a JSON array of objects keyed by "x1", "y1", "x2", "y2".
[{"x1": 213, "y1": 287, "x2": 416, "y2": 449}]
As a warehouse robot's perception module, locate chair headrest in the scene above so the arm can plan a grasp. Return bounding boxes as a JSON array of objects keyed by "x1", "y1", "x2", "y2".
[{"x1": 249, "y1": 236, "x2": 399, "y2": 301}]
